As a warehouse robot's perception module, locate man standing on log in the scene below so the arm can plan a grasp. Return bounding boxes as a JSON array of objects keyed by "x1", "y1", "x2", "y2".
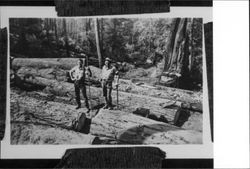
[
  {"x1": 70, "y1": 58, "x2": 92, "y2": 110},
  {"x1": 101, "y1": 58, "x2": 118, "y2": 109}
]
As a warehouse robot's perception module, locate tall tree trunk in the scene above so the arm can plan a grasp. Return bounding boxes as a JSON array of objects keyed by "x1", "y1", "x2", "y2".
[
  {"x1": 157, "y1": 18, "x2": 198, "y2": 89},
  {"x1": 54, "y1": 19, "x2": 59, "y2": 46},
  {"x1": 94, "y1": 18, "x2": 102, "y2": 68},
  {"x1": 154, "y1": 18, "x2": 180, "y2": 79},
  {"x1": 188, "y1": 18, "x2": 194, "y2": 71},
  {"x1": 85, "y1": 18, "x2": 92, "y2": 54},
  {"x1": 99, "y1": 18, "x2": 104, "y2": 56},
  {"x1": 63, "y1": 18, "x2": 70, "y2": 58},
  {"x1": 164, "y1": 18, "x2": 181, "y2": 71},
  {"x1": 168, "y1": 18, "x2": 188, "y2": 72}
]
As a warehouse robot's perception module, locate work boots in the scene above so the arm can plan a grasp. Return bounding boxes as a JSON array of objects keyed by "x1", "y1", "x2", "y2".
[
  {"x1": 103, "y1": 97, "x2": 113, "y2": 110},
  {"x1": 75, "y1": 100, "x2": 90, "y2": 110},
  {"x1": 76, "y1": 105, "x2": 81, "y2": 110}
]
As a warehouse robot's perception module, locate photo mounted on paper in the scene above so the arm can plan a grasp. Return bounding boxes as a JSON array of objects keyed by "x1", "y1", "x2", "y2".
[{"x1": 9, "y1": 17, "x2": 204, "y2": 145}]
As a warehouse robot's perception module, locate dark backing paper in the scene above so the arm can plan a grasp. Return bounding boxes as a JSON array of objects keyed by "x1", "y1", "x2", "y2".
[
  {"x1": 54, "y1": 0, "x2": 170, "y2": 16},
  {"x1": 0, "y1": 28, "x2": 7, "y2": 141},
  {"x1": 0, "y1": 0, "x2": 212, "y2": 6}
]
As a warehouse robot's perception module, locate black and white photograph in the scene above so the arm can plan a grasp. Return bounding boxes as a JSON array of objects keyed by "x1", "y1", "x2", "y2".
[
  {"x1": 9, "y1": 17, "x2": 204, "y2": 145},
  {"x1": 1, "y1": 0, "x2": 250, "y2": 168}
]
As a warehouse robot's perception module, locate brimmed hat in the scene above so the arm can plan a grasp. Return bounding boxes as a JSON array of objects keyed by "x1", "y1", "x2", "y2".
[
  {"x1": 80, "y1": 53, "x2": 86, "y2": 57},
  {"x1": 105, "y1": 57, "x2": 111, "y2": 62}
]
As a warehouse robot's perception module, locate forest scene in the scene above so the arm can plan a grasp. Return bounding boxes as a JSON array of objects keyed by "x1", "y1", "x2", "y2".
[{"x1": 9, "y1": 18, "x2": 204, "y2": 145}]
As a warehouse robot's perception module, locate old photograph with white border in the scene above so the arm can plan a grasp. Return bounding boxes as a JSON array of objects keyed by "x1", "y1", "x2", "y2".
[{"x1": 0, "y1": 6, "x2": 213, "y2": 159}]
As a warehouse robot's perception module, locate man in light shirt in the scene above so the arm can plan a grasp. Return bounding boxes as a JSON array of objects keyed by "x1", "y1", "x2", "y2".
[
  {"x1": 70, "y1": 58, "x2": 92, "y2": 110},
  {"x1": 101, "y1": 57, "x2": 118, "y2": 109}
]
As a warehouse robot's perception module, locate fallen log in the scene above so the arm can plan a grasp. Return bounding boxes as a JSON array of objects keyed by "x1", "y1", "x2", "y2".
[
  {"x1": 15, "y1": 66, "x2": 101, "y2": 86},
  {"x1": 160, "y1": 100, "x2": 202, "y2": 113},
  {"x1": 13, "y1": 58, "x2": 102, "y2": 84},
  {"x1": 11, "y1": 122, "x2": 96, "y2": 144},
  {"x1": 90, "y1": 109, "x2": 202, "y2": 144},
  {"x1": 119, "y1": 79, "x2": 202, "y2": 104},
  {"x1": 10, "y1": 90, "x2": 96, "y2": 131}
]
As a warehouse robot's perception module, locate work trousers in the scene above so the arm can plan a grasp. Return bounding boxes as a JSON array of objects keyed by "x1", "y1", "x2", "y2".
[
  {"x1": 102, "y1": 80, "x2": 112, "y2": 106},
  {"x1": 74, "y1": 82, "x2": 89, "y2": 109}
]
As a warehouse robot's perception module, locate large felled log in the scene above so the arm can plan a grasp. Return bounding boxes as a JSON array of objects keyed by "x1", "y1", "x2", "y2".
[
  {"x1": 160, "y1": 100, "x2": 202, "y2": 113},
  {"x1": 16, "y1": 76, "x2": 104, "y2": 110},
  {"x1": 90, "y1": 109, "x2": 202, "y2": 144},
  {"x1": 55, "y1": 147, "x2": 165, "y2": 169},
  {"x1": 14, "y1": 64, "x2": 101, "y2": 86},
  {"x1": 11, "y1": 90, "x2": 94, "y2": 130},
  {"x1": 11, "y1": 122, "x2": 96, "y2": 144},
  {"x1": 119, "y1": 79, "x2": 202, "y2": 104}
]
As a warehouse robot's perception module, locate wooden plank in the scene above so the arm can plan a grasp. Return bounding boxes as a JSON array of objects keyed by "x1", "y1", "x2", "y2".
[{"x1": 90, "y1": 109, "x2": 202, "y2": 144}]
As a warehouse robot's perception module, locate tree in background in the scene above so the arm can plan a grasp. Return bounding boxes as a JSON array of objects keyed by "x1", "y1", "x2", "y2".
[
  {"x1": 94, "y1": 18, "x2": 102, "y2": 68},
  {"x1": 63, "y1": 18, "x2": 70, "y2": 58},
  {"x1": 155, "y1": 18, "x2": 203, "y2": 90}
]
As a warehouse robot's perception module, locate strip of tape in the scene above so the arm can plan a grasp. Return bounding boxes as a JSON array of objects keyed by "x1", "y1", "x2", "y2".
[{"x1": 54, "y1": 0, "x2": 170, "y2": 16}]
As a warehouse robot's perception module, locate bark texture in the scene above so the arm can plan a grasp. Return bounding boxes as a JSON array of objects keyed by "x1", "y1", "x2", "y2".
[
  {"x1": 94, "y1": 18, "x2": 102, "y2": 68},
  {"x1": 158, "y1": 18, "x2": 203, "y2": 89}
]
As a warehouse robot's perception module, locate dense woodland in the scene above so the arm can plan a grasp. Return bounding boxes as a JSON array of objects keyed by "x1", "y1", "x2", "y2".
[{"x1": 10, "y1": 18, "x2": 203, "y2": 90}]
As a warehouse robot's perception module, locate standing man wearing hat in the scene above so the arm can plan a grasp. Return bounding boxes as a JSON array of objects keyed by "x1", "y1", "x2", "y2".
[
  {"x1": 70, "y1": 58, "x2": 92, "y2": 110},
  {"x1": 101, "y1": 57, "x2": 118, "y2": 109}
]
